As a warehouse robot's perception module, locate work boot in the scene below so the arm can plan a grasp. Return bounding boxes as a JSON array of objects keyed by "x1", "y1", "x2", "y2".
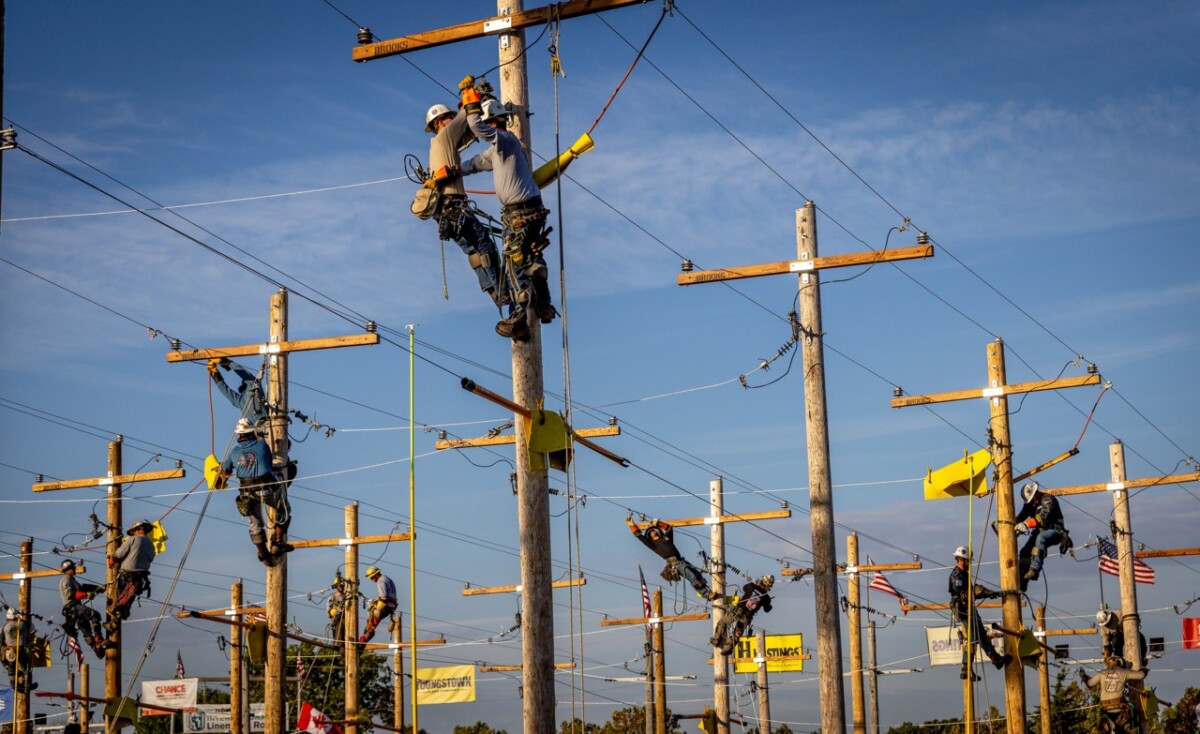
[
  {"x1": 709, "y1": 635, "x2": 722, "y2": 649},
  {"x1": 705, "y1": 590, "x2": 723, "y2": 602},
  {"x1": 993, "y1": 653, "x2": 1012, "y2": 670},
  {"x1": 495, "y1": 310, "x2": 530, "y2": 340},
  {"x1": 272, "y1": 528, "x2": 294, "y2": 555},
  {"x1": 255, "y1": 542, "x2": 276, "y2": 567},
  {"x1": 528, "y1": 261, "x2": 547, "y2": 280},
  {"x1": 960, "y1": 666, "x2": 980, "y2": 681},
  {"x1": 1024, "y1": 566, "x2": 1040, "y2": 582}
]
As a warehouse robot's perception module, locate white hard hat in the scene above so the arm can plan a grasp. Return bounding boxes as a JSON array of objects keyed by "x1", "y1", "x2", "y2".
[
  {"x1": 425, "y1": 103, "x2": 453, "y2": 133},
  {"x1": 1021, "y1": 482, "x2": 1040, "y2": 503},
  {"x1": 480, "y1": 98, "x2": 513, "y2": 124},
  {"x1": 5, "y1": 608, "x2": 15, "y2": 620},
  {"x1": 235, "y1": 418, "x2": 255, "y2": 435},
  {"x1": 953, "y1": 546, "x2": 971, "y2": 561},
  {"x1": 1096, "y1": 610, "x2": 1113, "y2": 626}
]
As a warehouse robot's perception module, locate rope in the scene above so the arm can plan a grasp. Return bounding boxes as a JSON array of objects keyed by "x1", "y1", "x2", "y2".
[
  {"x1": 1072, "y1": 381, "x2": 1110, "y2": 450},
  {"x1": 585, "y1": 4, "x2": 670, "y2": 137}
]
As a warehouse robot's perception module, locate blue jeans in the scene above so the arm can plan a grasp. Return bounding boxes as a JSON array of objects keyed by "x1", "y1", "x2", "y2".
[{"x1": 1021, "y1": 528, "x2": 1062, "y2": 572}]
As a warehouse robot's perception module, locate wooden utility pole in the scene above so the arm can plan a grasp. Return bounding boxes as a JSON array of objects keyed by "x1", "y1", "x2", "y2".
[
  {"x1": 652, "y1": 589, "x2": 667, "y2": 734},
  {"x1": 891, "y1": 339, "x2": 1100, "y2": 734},
  {"x1": 1109, "y1": 441, "x2": 1148, "y2": 734},
  {"x1": 17, "y1": 540, "x2": 31, "y2": 734},
  {"x1": 847, "y1": 534, "x2": 865, "y2": 733},
  {"x1": 264, "y1": 290, "x2": 289, "y2": 734},
  {"x1": 644, "y1": 618, "x2": 655, "y2": 734},
  {"x1": 866, "y1": 621, "x2": 879, "y2": 734},
  {"x1": 166, "y1": 288, "x2": 378, "y2": 734},
  {"x1": 82, "y1": 663, "x2": 91, "y2": 732},
  {"x1": 842, "y1": 544, "x2": 921, "y2": 734},
  {"x1": 1035, "y1": 606, "x2": 1050, "y2": 734},
  {"x1": 755, "y1": 630, "x2": 771, "y2": 734},
  {"x1": 31, "y1": 438, "x2": 185, "y2": 734},
  {"x1": 231, "y1": 581, "x2": 245, "y2": 734},
  {"x1": 680, "y1": 204, "x2": 934, "y2": 732},
  {"x1": 345, "y1": 504, "x2": 360, "y2": 734},
  {"x1": 710, "y1": 478, "x2": 730, "y2": 734}
]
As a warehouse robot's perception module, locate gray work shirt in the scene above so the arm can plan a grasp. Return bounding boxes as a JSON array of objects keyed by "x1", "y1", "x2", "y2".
[
  {"x1": 3, "y1": 618, "x2": 31, "y2": 647},
  {"x1": 428, "y1": 108, "x2": 473, "y2": 198},
  {"x1": 114, "y1": 534, "x2": 156, "y2": 573},
  {"x1": 462, "y1": 112, "x2": 540, "y2": 207}
]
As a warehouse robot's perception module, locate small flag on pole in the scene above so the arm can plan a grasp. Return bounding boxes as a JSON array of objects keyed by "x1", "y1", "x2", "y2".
[
  {"x1": 67, "y1": 635, "x2": 84, "y2": 666},
  {"x1": 639, "y1": 565, "x2": 652, "y2": 632},
  {"x1": 868, "y1": 572, "x2": 909, "y2": 615},
  {"x1": 1097, "y1": 538, "x2": 1155, "y2": 584},
  {"x1": 175, "y1": 649, "x2": 186, "y2": 679}
]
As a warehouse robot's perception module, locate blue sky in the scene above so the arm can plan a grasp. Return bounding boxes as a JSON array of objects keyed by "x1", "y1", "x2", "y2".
[{"x1": 2, "y1": 1, "x2": 1198, "y2": 731}]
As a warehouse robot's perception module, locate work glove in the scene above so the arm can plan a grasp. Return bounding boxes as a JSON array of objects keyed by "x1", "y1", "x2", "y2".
[
  {"x1": 207, "y1": 359, "x2": 220, "y2": 376},
  {"x1": 1025, "y1": 518, "x2": 1038, "y2": 530},
  {"x1": 972, "y1": 584, "x2": 991, "y2": 599},
  {"x1": 426, "y1": 165, "x2": 458, "y2": 189},
  {"x1": 625, "y1": 516, "x2": 639, "y2": 534},
  {"x1": 1014, "y1": 523, "x2": 1028, "y2": 536},
  {"x1": 459, "y1": 76, "x2": 482, "y2": 115},
  {"x1": 107, "y1": 556, "x2": 115, "y2": 569}
]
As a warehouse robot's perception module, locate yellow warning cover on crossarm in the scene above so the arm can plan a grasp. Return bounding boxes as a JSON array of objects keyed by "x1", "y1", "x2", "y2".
[
  {"x1": 526, "y1": 408, "x2": 572, "y2": 473},
  {"x1": 923, "y1": 449, "x2": 991, "y2": 501}
]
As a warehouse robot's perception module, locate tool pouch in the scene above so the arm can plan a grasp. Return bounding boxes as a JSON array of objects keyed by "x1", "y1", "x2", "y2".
[
  {"x1": 235, "y1": 492, "x2": 253, "y2": 517},
  {"x1": 411, "y1": 187, "x2": 441, "y2": 221}
]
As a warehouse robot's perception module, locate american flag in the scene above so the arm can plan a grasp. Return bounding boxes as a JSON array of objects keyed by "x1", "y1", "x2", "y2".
[
  {"x1": 67, "y1": 635, "x2": 84, "y2": 666},
  {"x1": 1098, "y1": 538, "x2": 1155, "y2": 584},
  {"x1": 175, "y1": 649, "x2": 186, "y2": 679},
  {"x1": 638, "y1": 565, "x2": 652, "y2": 633},
  {"x1": 868, "y1": 572, "x2": 909, "y2": 615}
]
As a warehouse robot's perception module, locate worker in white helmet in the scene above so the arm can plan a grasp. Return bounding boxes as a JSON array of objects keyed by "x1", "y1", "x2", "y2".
[{"x1": 948, "y1": 545, "x2": 1011, "y2": 680}]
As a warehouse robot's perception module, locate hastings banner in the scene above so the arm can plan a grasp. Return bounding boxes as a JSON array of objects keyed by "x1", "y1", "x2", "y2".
[
  {"x1": 415, "y1": 664, "x2": 476, "y2": 704},
  {"x1": 730, "y1": 633, "x2": 805, "y2": 674}
]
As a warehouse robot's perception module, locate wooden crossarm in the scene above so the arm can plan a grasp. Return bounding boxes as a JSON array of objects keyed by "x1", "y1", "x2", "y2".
[
  {"x1": 0, "y1": 566, "x2": 87, "y2": 581},
  {"x1": 436, "y1": 425, "x2": 619, "y2": 450},
  {"x1": 165, "y1": 333, "x2": 379, "y2": 363},
  {"x1": 33, "y1": 468, "x2": 185, "y2": 492},
  {"x1": 677, "y1": 245, "x2": 934, "y2": 286},
  {"x1": 361, "y1": 639, "x2": 446, "y2": 651},
  {"x1": 1040, "y1": 628, "x2": 1097, "y2": 636},
  {"x1": 352, "y1": 0, "x2": 647, "y2": 61},
  {"x1": 631, "y1": 509, "x2": 791, "y2": 530},
  {"x1": 289, "y1": 533, "x2": 412, "y2": 549},
  {"x1": 600, "y1": 612, "x2": 709, "y2": 627},
  {"x1": 782, "y1": 567, "x2": 813, "y2": 578},
  {"x1": 462, "y1": 578, "x2": 586, "y2": 596},
  {"x1": 892, "y1": 374, "x2": 1100, "y2": 408},
  {"x1": 839, "y1": 561, "x2": 922, "y2": 574},
  {"x1": 901, "y1": 600, "x2": 1023, "y2": 611},
  {"x1": 1135, "y1": 546, "x2": 1200, "y2": 559},
  {"x1": 1044, "y1": 472, "x2": 1200, "y2": 497},
  {"x1": 195, "y1": 606, "x2": 267, "y2": 617}
]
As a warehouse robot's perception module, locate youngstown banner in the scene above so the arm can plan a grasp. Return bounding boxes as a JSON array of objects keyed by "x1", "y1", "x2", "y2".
[{"x1": 414, "y1": 664, "x2": 476, "y2": 704}]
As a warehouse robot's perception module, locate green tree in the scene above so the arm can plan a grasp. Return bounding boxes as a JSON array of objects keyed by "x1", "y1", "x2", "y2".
[
  {"x1": 1155, "y1": 686, "x2": 1199, "y2": 734},
  {"x1": 560, "y1": 718, "x2": 602, "y2": 734},
  {"x1": 246, "y1": 641, "x2": 393, "y2": 726},
  {"x1": 1026, "y1": 668, "x2": 1096, "y2": 733},
  {"x1": 454, "y1": 722, "x2": 508, "y2": 734},
  {"x1": 599, "y1": 706, "x2": 680, "y2": 734}
]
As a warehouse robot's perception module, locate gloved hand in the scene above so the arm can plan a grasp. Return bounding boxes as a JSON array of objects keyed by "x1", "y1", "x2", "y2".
[
  {"x1": 626, "y1": 516, "x2": 639, "y2": 534},
  {"x1": 426, "y1": 165, "x2": 458, "y2": 189},
  {"x1": 459, "y1": 76, "x2": 482, "y2": 115},
  {"x1": 422, "y1": 177, "x2": 437, "y2": 190},
  {"x1": 1014, "y1": 523, "x2": 1028, "y2": 536},
  {"x1": 207, "y1": 359, "x2": 220, "y2": 376},
  {"x1": 107, "y1": 556, "x2": 115, "y2": 569},
  {"x1": 219, "y1": 358, "x2": 232, "y2": 371}
]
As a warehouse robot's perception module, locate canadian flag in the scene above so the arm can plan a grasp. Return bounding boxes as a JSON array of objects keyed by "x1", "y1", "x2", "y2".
[{"x1": 297, "y1": 703, "x2": 343, "y2": 734}]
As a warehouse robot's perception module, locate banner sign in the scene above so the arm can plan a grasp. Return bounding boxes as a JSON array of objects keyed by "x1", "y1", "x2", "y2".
[
  {"x1": 730, "y1": 633, "x2": 804, "y2": 674},
  {"x1": 926, "y1": 626, "x2": 1003, "y2": 666},
  {"x1": 140, "y1": 677, "x2": 198, "y2": 715},
  {"x1": 185, "y1": 703, "x2": 267, "y2": 733},
  {"x1": 415, "y1": 664, "x2": 476, "y2": 704},
  {"x1": 0, "y1": 688, "x2": 13, "y2": 725}
]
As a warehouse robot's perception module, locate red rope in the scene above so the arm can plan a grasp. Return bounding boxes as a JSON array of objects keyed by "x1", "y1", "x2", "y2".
[
  {"x1": 1072, "y1": 383, "x2": 1109, "y2": 450},
  {"x1": 586, "y1": 6, "x2": 670, "y2": 137}
]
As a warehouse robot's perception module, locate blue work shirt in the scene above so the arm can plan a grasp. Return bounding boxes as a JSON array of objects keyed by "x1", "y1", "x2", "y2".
[
  {"x1": 375, "y1": 574, "x2": 397, "y2": 602},
  {"x1": 222, "y1": 437, "x2": 273, "y2": 480},
  {"x1": 214, "y1": 365, "x2": 268, "y2": 425}
]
